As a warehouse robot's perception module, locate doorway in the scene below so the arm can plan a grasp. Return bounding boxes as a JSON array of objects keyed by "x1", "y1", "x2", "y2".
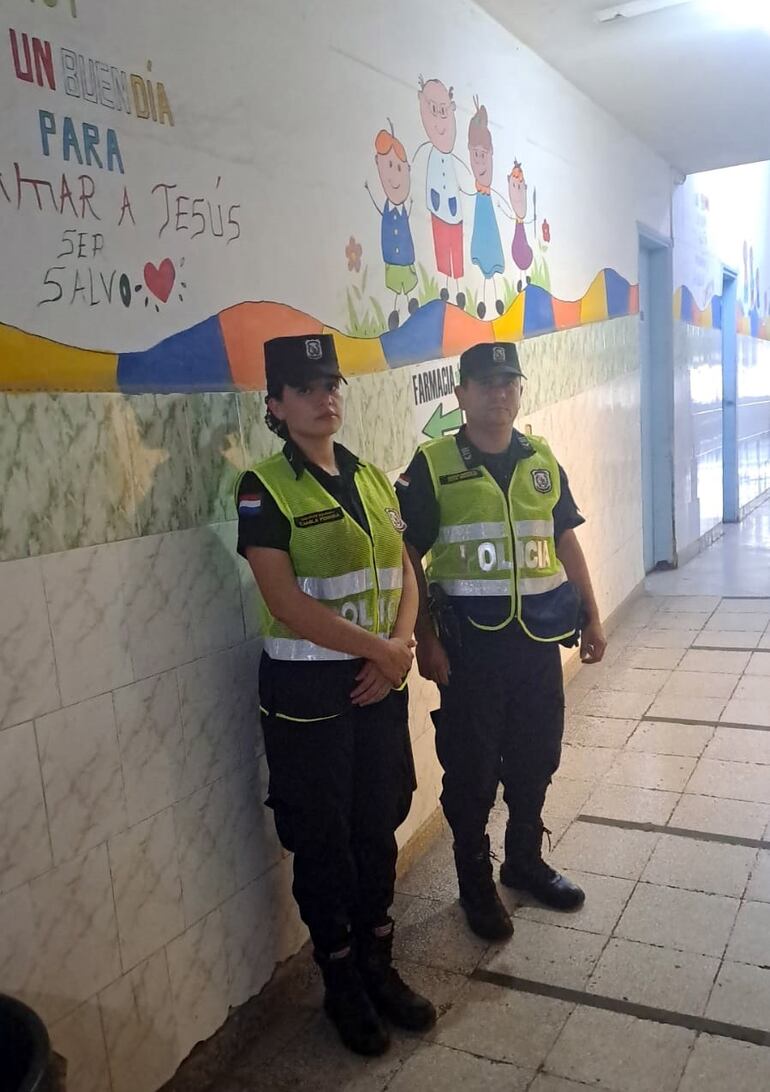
[{"x1": 639, "y1": 227, "x2": 675, "y2": 572}]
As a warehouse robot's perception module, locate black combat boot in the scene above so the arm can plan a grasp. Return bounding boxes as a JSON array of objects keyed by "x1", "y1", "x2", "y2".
[
  {"x1": 314, "y1": 948, "x2": 390, "y2": 1055},
  {"x1": 357, "y1": 921, "x2": 437, "y2": 1031},
  {"x1": 500, "y1": 821, "x2": 585, "y2": 911},
  {"x1": 454, "y1": 836, "x2": 514, "y2": 941}
]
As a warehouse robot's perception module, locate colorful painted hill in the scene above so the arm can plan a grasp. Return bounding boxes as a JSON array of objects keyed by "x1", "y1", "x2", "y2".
[
  {"x1": 1, "y1": 268, "x2": 638, "y2": 393},
  {"x1": 674, "y1": 285, "x2": 770, "y2": 340},
  {"x1": 674, "y1": 287, "x2": 724, "y2": 331}
]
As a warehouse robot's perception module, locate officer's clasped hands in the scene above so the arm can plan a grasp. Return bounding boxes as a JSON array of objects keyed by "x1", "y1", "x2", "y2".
[
  {"x1": 374, "y1": 636, "x2": 416, "y2": 688},
  {"x1": 350, "y1": 660, "x2": 396, "y2": 706}
]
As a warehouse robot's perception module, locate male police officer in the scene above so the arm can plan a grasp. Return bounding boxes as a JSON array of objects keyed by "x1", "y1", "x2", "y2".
[{"x1": 397, "y1": 341, "x2": 606, "y2": 940}]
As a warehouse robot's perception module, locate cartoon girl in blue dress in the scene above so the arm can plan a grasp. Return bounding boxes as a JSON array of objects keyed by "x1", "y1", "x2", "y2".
[{"x1": 467, "y1": 98, "x2": 505, "y2": 319}]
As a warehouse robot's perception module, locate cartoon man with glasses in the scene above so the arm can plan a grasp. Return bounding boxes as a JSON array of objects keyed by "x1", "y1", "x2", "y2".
[{"x1": 414, "y1": 76, "x2": 466, "y2": 310}]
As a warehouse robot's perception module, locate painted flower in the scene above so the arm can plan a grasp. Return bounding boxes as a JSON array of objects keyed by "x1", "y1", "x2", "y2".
[
  {"x1": 346, "y1": 236, "x2": 363, "y2": 273},
  {"x1": 542, "y1": 219, "x2": 551, "y2": 244}
]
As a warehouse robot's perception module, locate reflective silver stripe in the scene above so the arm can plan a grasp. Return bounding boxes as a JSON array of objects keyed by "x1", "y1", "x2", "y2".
[
  {"x1": 265, "y1": 638, "x2": 356, "y2": 661},
  {"x1": 297, "y1": 568, "x2": 373, "y2": 599},
  {"x1": 437, "y1": 572, "x2": 566, "y2": 598},
  {"x1": 436, "y1": 522, "x2": 507, "y2": 544},
  {"x1": 519, "y1": 571, "x2": 567, "y2": 596},
  {"x1": 513, "y1": 519, "x2": 554, "y2": 538},
  {"x1": 377, "y1": 566, "x2": 403, "y2": 591},
  {"x1": 265, "y1": 633, "x2": 388, "y2": 661},
  {"x1": 438, "y1": 579, "x2": 511, "y2": 596}
]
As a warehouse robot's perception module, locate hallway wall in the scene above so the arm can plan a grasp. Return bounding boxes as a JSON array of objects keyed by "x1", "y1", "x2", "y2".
[
  {"x1": 0, "y1": 1, "x2": 671, "y2": 1089},
  {"x1": 672, "y1": 164, "x2": 770, "y2": 550},
  {"x1": 737, "y1": 334, "x2": 770, "y2": 509},
  {"x1": 672, "y1": 324, "x2": 723, "y2": 555}
]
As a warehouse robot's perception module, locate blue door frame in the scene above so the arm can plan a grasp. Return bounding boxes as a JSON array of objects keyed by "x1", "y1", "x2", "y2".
[
  {"x1": 721, "y1": 267, "x2": 739, "y2": 523},
  {"x1": 638, "y1": 225, "x2": 675, "y2": 572}
]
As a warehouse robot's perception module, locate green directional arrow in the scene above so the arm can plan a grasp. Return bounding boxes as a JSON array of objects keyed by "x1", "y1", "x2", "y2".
[{"x1": 422, "y1": 403, "x2": 463, "y2": 440}]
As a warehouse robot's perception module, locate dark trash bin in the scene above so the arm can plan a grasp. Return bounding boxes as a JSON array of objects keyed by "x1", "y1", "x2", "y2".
[{"x1": 0, "y1": 995, "x2": 54, "y2": 1092}]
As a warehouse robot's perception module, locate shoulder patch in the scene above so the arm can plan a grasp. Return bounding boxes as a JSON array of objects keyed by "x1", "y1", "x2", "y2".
[
  {"x1": 238, "y1": 493, "x2": 263, "y2": 517},
  {"x1": 385, "y1": 507, "x2": 406, "y2": 532},
  {"x1": 531, "y1": 468, "x2": 553, "y2": 494}
]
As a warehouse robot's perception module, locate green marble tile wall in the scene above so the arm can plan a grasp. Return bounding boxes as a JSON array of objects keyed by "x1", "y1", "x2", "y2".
[
  {"x1": 0, "y1": 394, "x2": 136, "y2": 562},
  {"x1": 0, "y1": 319, "x2": 638, "y2": 562},
  {"x1": 520, "y1": 316, "x2": 639, "y2": 414}
]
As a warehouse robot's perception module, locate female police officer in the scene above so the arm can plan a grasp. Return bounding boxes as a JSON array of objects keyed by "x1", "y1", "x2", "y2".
[{"x1": 235, "y1": 333, "x2": 435, "y2": 1056}]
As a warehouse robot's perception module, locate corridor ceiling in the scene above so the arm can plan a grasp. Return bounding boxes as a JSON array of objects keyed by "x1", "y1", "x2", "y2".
[{"x1": 477, "y1": 0, "x2": 770, "y2": 174}]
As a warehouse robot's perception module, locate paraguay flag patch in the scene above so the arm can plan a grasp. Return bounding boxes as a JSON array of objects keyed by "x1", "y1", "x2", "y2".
[
  {"x1": 238, "y1": 493, "x2": 263, "y2": 517},
  {"x1": 396, "y1": 474, "x2": 410, "y2": 489}
]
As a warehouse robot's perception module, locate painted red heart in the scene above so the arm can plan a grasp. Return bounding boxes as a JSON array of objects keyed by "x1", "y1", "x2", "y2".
[{"x1": 144, "y1": 258, "x2": 176, "y2": 303}]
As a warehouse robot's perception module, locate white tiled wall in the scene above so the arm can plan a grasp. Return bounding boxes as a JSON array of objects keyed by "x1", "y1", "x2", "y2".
[
  {"x1": 0, "y1": 526, "x2": 308, "y2": 1091},
  {"x1": 673, "y1": 323, "x2": 724, "y2": 553},
  {"x1": 0, "y1": 522, "x2": 443, "y2": 1092},
  {"x1": 737, "y1": 334, "x2": 770, "y2": 509},
  {"x1": 522, "y1": 347, "x2": 645, "y2": 619}
]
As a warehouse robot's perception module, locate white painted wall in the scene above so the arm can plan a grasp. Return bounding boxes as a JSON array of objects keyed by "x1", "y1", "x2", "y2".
[
  {"x1": 1, "y1": 0, "x2": 671, "y2": 353},
  {"x1": 674, "y1": 165, "x2": 770, "y2": 311}
]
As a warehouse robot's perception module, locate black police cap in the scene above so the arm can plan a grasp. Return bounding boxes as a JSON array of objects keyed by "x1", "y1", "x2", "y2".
[
  {"x1": 265, "y1": 334, "x2": 344, "y2": 396},
  {"x1": 459, "y1": 341, "x2": 526, "y2": 381}
]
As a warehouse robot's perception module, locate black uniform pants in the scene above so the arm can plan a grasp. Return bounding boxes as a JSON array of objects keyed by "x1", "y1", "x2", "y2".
[
  {"x1": 262, "y1": 688, "x2": 416, "y2": 955},
  {"x1": 435, "y1": 618, "x2": 565, "y2": 855}
]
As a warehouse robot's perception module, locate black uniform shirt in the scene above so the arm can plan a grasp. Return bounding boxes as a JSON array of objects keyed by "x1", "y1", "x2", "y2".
[
  {"x1": 237, "y1": 441, "x2": 397, "y2": 721},
  {"x1": 396, "y1": 426, "x2": 584, "y2": 629}
]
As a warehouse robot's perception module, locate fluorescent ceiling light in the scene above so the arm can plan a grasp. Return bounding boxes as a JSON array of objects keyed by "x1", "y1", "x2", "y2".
[
  {"x1": 700, "y1": 0, "x2": 770, "y2": 31},
  {"x1": 596, "y1": 0, "x2": 770, "y2": 27},
  {"x1": 595, "y1": 0, "x2": 691, "y2": 23}
]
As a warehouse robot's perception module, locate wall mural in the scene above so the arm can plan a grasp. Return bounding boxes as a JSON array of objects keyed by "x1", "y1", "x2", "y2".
[
  {"x1": 737, "y1": 239, "x2": 769, "y2": 338},
  {"x1": 674, "y1": 239, "x2": 770, "y2": 339},
  {"x1": 0, "y1": 5, "x2": 640, "y2": 393},
  {"x1": 673, "y1": 183, "x2": 770, "y2": 340}
]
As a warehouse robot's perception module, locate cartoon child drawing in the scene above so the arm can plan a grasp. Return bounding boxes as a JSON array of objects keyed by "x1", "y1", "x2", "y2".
[
  {"x1": 414, "y1": 76, "x2": 466, "y2": 309},
  {"x1": 467, "y1": 97, "x2": 504, "y2": 318},
  {"x1": 365, "y1": 119, "x2": 419, "y2": 330},
  {"x1": 498, "y1": 161, "x2": 536, "y2": 292}
]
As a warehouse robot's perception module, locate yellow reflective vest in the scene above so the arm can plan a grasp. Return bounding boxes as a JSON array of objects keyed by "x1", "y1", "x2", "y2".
[
  {"x1": 237, "y1": 453, "x2": 404, "y2": 660},
  {"x1": 420, "y1": 434, "x2": 579, "y2": 642}
]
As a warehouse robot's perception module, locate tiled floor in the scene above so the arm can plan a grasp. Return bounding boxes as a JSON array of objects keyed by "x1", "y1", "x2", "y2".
[
  {"x1": 646, "y1": 500, "x2": 770, "y2": 599},
  {"x1": 166, "y1": 503, "x2": 770, "y2": 1092}
]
